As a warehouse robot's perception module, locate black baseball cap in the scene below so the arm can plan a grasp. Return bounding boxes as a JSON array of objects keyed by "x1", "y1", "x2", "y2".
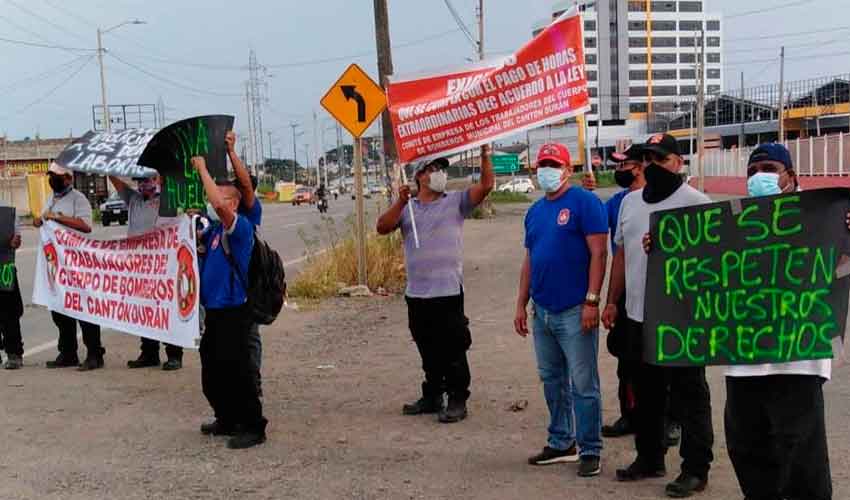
[
  {"x1": 643, "y1": 133, "x2": 681, "y2": 158},
  {"x1": 412, "y1": 157, "x2": 449, "y2": 175},
  {"x1": 608, "y1": 144, "x2": 645, "y2": 164}
]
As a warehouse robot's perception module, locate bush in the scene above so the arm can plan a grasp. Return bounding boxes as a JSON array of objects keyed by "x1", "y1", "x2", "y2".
[
  {"x1": 570, "y1": 170, "x2": 616, "y2": 189},
  {"x1": 257, "y1": 182, "x2": 276, "y2": 195},
  {"x1": 289, "y1": 216, "x2": 407, "y2": 299},
  {"x1": 488, "y1": 191, "x2": 530, "y2": 203}
]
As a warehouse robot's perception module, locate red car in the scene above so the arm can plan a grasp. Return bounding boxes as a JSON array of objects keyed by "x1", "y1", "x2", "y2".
[{"x1": 292, "y1": 187, "x2": 314, "y2": 206}]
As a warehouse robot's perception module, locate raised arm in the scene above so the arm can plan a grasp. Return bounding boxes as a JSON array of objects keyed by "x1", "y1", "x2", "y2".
[
  {"x1": 226, "y1": 131, "x2": 255, "y2": 209},
  {"x1": 468, "y1": 145, "x2": 495, "y2": 206},
  {"x1": 376, "y1": 184, "x2": 411, "y2": 235},
  {"x1": 191, "y1": 156, "x2": 235, "y2": 229},
  {"x1": 108, "y1": 176, "x2": 129, "y2": 195}
]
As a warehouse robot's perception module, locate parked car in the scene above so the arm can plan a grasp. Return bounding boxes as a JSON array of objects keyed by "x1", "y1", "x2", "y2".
[
  {"x1": 498, "y1": 178, "x2": 535, "y2": 194},
  {"x1": 292, "y1": 187, "x2": 315, "y2": 206},
  {"x1": 99, "y1": 194, "x2": 128, "y2": 226}
]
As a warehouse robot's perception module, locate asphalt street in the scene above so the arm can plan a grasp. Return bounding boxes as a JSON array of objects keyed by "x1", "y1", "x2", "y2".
[{"x1": 13, "y1": 197, "x2": 370, "y2": 361}]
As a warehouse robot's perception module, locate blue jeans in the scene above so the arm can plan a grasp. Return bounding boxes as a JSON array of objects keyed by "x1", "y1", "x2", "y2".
[{"x1": 532, "y1": 302, "x2": 602, "y2": 457}]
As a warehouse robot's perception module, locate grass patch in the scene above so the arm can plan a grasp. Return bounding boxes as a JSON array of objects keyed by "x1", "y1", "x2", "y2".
[
  {"x1": 288, "y1": 216, "x2": 406, "y2": 299},
  {"x1": 570, "y1": 170, "x2": 616, "y2": 188},
  {"x1": 488, "y1": 191, "x2": 530, "y2": 203}
]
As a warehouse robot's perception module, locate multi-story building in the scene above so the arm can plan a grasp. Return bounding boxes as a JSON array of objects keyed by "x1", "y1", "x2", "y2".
[{"x1": 530, "y1": 0, "x2": 723, "y2": 157}]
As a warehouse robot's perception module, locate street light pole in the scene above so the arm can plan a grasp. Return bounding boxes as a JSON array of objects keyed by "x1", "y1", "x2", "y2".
[{"x1": 97, "y1": 20, "x2": 145, "y2": 134}]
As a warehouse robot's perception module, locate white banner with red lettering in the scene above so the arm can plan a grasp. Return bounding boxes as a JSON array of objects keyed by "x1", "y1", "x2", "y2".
[
  {"x1": 387, "y1": 7, "x2": 589, "y2": 163},
  {"x1": 33, "y1": 218, "x2": 201, "y2": 349}
]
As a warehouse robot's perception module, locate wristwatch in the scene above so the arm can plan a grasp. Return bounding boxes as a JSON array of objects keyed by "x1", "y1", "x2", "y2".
[{"x1": 585, "y1": 292, "x2": 600, "y2": 307}]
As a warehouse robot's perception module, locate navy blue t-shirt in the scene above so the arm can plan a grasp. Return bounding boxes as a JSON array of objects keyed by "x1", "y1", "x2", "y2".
[
  {"x1": 240, "y1": 199, "x2": 263, "y2": 227},
  {"x1": 524, "y1": 186, "x2": 608, "y2": 313},
  {"x1": 200, "y1": 214, "x2": 254, "y2": 310},
  {"x1": 605, "y1": 189, "x2": 629, "y2": 253}
]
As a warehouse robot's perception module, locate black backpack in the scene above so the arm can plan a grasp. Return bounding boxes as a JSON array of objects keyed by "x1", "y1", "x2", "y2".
[{"x1": 223, "y1": 229, "x2": 286, "y2": 325}]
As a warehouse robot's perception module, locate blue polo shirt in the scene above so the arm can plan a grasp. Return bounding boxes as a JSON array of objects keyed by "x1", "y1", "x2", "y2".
[
  {"x1": 240, "y1": 199, "x2": 263, "y2": 227},
  {"x1": 524, "y1": 186, "x2": 607, "y2": 313},
  {"x1": 200, "y1": 214, "x2": 254, "y2": 310},
  {"x1": 605, "y1": 189, "x2": 629, "y2": 253}
]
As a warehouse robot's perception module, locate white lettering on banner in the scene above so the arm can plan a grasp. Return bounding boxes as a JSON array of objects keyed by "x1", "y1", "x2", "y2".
[
  {"x1": 32, "y1": 218, "x2": 200, "y2": 349},
  {"x1": 55, "y1": 128, "x2": 158, "y2": 178}
]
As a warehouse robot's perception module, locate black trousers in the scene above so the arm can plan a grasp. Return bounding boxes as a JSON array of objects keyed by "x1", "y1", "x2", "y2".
[
  {"x1": 247, "y1": 322, "x2": 262, "y2": 394},
  {"x1": 607, "y1": 297, "x2": 638, "y2": 422},
  {"x1": 139, "y1": 337, "x2": 183, "y2": 361},
  {"x1": 405, "y1": 293, "x2": 472, "y2": 402},
  {"x1": 200, "y1": 305, "x2": 267, "y2": 433},
  {"x1": 725, "y1": 375, "x2": 832, "y2": 500},
  {"x1": 0, "y1": 271, "x2": 24, "y2": 356},
  {"x1": 628, "y1": 319, "x2": 714, "y2": 479},
  {"x1": 51, "y1": 311, "x2": 103, "y2": 358}
]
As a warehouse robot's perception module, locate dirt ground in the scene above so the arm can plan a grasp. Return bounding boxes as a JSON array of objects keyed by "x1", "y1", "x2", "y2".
[{"x1": 1, "y1": 202, "x2": 848, "y2": 500}]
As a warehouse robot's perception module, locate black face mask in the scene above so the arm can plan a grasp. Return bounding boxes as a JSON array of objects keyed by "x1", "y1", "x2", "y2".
[
  {"x1": 48, "y1": 175, "x2": 67, "y2": 193},
  {"x1": 642, "y1": 163, "x2": 683, "y2": 203},
  {"x1": 614, "y1": 169, "x2": 635, "y2": 188}
]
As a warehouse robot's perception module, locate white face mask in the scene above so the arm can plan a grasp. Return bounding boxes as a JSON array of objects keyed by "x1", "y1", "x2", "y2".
[
  {"x1": 428, "y1": 170, "x2": 448, "y2": 193},
  {"x1": 206, "y1": 203, "x2": 220, "y2": 222}
]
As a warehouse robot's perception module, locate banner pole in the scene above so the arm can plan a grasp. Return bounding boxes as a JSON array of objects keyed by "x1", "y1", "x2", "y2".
[{"x1": 399, "y1": 166, "x2": 419, "y2": 248}]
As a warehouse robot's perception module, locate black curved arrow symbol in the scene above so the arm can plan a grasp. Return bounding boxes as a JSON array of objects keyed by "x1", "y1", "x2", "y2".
[{"x1": 341, "y1": 85, "x2": 366, "y2": 122}]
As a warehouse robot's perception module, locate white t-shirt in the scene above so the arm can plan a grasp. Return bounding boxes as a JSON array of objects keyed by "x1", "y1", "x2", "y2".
[{"x1": 614, "y1": 183, "x2": 710, "y2": 323}]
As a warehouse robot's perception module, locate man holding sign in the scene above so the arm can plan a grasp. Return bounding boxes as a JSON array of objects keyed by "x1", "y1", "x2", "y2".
[
  {"x1": 0, "y1": 203, "x2": 23, "y2": 369},
  {"x1": 603, "y1": 134, "x2": 714, "y2": 497},
  {"x1": 724, "y1": 144, "x2": 835, "y2": 500},
  {"x1": 35, "y1": 163, "x2": 106, "y2": 372},
  {"x1": 377, "y1": 145, "x2": 493, "y2": 424}
]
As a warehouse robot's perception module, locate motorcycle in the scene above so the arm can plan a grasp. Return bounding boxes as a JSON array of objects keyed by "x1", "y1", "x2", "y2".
[{"x1": 317, "y1": 197, "x2": 328, "y2": 214}]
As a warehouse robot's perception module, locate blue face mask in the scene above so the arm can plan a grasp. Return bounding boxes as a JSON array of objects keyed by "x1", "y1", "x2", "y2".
[
  {"x1": 537, "y1": 167, "x2": 564, "y2": 193},
  {"x1": 747, "y1": 172, "x2": 781, "y2": 197}
]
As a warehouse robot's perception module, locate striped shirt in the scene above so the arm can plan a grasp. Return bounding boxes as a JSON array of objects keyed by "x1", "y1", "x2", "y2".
[{"x1": 400, "y1": 190, "x2": 474, "y2": 298}]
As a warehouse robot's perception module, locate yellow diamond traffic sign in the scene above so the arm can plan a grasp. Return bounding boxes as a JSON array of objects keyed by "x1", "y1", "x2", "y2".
[{"x1": 320, "y1": 64, "x2": 387, "y2": 138}]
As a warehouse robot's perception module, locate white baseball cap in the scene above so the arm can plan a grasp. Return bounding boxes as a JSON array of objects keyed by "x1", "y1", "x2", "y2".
[{"x1": 48, "y1": 162, "x2": 72, "y2": 176}]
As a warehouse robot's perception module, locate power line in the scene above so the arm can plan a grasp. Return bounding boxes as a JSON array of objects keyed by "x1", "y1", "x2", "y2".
[
  {"x1": 8, "y1": 55, "x2": 95, "y2": 116},
  {"x1": 726, "y1": 0, "x2": 819, "y2": 20},
  {"x1": 442, "y1": 0, "x2": 477, "y2": 47},
  {"x1": 726, "y1": 25, "x2": 850, "y2": 42},
  {"x1": 0, "y1": 35, "x2": 94, "y2": 52},
  {"x1": 5, "y1": 0, "x2": 90, "y2": 44},
  {"x1": 726, "y1": 49, "x2": 850, "y2": 67},
  {"x1": 0, "y1": 54, "x2": 93, "y2": 94},
  {"x1": 724, "y1": 36, "x2": 844, "y2": 54},
  {"x1": 107, "y1": 52, "x2": 242, "y2": 97}
]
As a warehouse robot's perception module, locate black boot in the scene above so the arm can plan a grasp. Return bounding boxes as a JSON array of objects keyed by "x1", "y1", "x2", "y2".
[
  {"x1": 46, "y1": 353, "x2": 79, "y2": 368},
  {"x1": 128, "y1": 353, "x2": 160, "y2": 369},
  {"x1": 403, "y1": 395, "x2": 443, "y2": 415},
  {"x1": 602, "y1": 416, "x2": 634, "y2": 437},
  {"x1": 438, "y1": 397, "x2": 467, "y2": 423}
]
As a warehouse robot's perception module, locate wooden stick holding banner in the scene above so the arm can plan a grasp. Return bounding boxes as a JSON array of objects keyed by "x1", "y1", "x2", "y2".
[{"x1": 400, "y1": 165, "x2": 420, "y2": 249}]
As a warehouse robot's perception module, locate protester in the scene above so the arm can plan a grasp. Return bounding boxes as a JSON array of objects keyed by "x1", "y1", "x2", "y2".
[
  {"x1": 109, "y1": 174, "x2": 184, "y2": 370},
  {"x1": 35, "y1": 163, "x2": 105, "y2": 371},
  {"x1": 225, "y1": 131, "x2": 264, "y2": 398},
  {"x1": 600, "y1": 145, "x2": 646, "y2": 438},
  {"x1": 724, "y1": 143, "x2": 833, "y2": 500},
  {"x1": 602, "y1": 134, "x2": 714, "y2": 497},
  {"x1": 376, "y1": 145, "x2": 494, "y2": 424},
  {"x1": 514, "y1": 143, "x2": 608, "y2": 477},
  {"x1": 192, "y1": 155, "x2": 267, "y2": 449},
  {"x1": 0, "y1": 204, "x2": 23, "y2": 369}
]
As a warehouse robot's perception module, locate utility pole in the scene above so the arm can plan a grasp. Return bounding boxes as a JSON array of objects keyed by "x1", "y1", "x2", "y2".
[
  {"x1": 696, "y1": 28, "x2": 706, "y2": 192},
  {"x1": 373, "y1": 0, "x2": 397, "y2": 177},
  {"x1": 313, "y1": 110, "x2": 321, "y2": 186},
  {"x1": 245, "y1": 82, "x2": 257, "y2": 172},
  {"x1": 739, "y1": 72, "x2": 745, "y2": 149},
  {"x1": 267, "y1": 131, "x2": 273, "y2": 160},
  {"x1": 353, "y1": 137, "x2": 367, "y2": 285},
  {"x1": 778, "y1": 46, "x2": 786, "y2": 143},
  {"x1": 248, "y1": 50, "x2": 268, "y2": 172},
  {"x1": 97, "y1": 28, "x2": 110, "y2": 133}
]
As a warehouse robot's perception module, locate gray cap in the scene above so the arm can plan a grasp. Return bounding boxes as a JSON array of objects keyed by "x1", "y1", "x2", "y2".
[{"x1": 411, "y1": 157, "x2": 449, "y2": 175}]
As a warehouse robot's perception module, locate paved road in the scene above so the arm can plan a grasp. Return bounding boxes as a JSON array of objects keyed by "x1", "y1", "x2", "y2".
[{"x1": 14, "y1": 197, "x2": 373, "y2": 360}]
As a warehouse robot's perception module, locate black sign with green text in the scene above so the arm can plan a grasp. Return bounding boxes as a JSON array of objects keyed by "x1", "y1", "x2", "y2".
[
  {"x1": 644, "y1": 188, "x2": 850, "y2": 366},
  {"x1": 138, "y1": 115, "x2": 234, "y2": 216},
  {"x1": 0, "y1": 206, "x2": 16, "y2": 292}
]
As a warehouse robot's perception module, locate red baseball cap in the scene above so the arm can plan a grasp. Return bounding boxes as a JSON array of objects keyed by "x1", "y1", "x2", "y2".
[{"x1": 537, "y1": 143, "x2": 571, "y2": 167}]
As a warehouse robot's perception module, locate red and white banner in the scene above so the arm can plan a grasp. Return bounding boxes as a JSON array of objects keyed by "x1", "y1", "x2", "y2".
[
  {"x1": 33, "y1": 218, "x2": 201, "y2": 349},
  {"x1": 387, "y1": 8, "x2": 589, "y2": 163}
]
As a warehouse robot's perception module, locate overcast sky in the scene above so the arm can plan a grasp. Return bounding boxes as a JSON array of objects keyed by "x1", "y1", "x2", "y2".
[{"x1": 2, "y1": 0, "x2": 849, "y2": 155}]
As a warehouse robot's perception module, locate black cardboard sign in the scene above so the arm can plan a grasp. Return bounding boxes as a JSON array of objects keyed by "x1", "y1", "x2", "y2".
[
  {"x1": 54, "y1": 129, "x2": 158, "y2": 178},
  {"x1": 138, "y1": 115, "x2": 234, "y2": 216},
  {"x1": 0, "y1": 207, "x2": 16, "y2": 292},
  {"x1": 644, "y1": 188, "x2": 850, "y2": 366}
]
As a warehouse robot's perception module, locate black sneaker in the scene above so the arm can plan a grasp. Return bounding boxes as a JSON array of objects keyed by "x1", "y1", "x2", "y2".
[
  {"x1": 602, "y1": 416, "x2": 634, "y2": 437},
  {"x1": 578, "y1": 455, "x2": 601, "y2": 477},
  {"x1": 402, "y1": 396, "x2": 442, "y2": 415},
  {"x1": 200, "y1": 420, "x2": 236, "y2": 436},
  {"x1": 127, "y1": 355, "x2": 160, "y2": 369},
  {"x1": 46, "y1": 354, "x2": 80, "y2": 368},
  {"x1": 162, "y1": 359, "x2": 182, "y2": 371},
  {"x1": 4, "y1": 354, "x2": 22, "y2": 370},
  {"x1": 227, "y1": 431, "x2": 266, "y2": 449},
  {"x1": 77, "y1": 356, "x2": 104, "y2": 371},
  {"x1": 665, "y1": 422, "x2": 682, "y2": 447},
  {"x1": 665, "y1": 472, "x2": 707, "y2": 498},
  {"x1": 615, "y1": 459, "x2": 667, "y2": 481},
  {"x1": 438, "y1": 398, "x2": 467, "y2": 423},
  {"x1": 528, "y1": 445, "x2": 579, "y2": 465}
]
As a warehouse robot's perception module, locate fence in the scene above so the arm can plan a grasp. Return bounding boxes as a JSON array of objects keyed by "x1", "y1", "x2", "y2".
[{"x1": 700, "y1": 133, "x2": 850, "y2": 177}]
